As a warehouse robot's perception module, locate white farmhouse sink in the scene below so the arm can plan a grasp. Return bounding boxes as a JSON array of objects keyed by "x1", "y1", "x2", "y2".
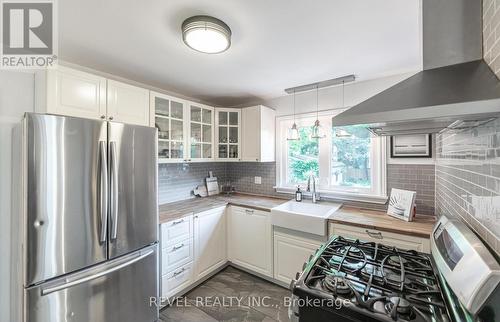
[{"x1": 271, "y1": 200, "x2": 342, "y2": 236}]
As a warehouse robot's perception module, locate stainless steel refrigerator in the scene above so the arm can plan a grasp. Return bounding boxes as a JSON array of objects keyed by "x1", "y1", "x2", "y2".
[{"x1": 11, "y1": 113, "x2": 159, "y2": 322}]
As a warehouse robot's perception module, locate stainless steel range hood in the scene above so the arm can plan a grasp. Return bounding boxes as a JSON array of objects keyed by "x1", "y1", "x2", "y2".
[{"x1": 332, "y1": 0, "x2": 500, "y2": 135}]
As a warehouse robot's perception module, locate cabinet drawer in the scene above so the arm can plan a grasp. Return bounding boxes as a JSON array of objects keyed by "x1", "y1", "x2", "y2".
[
  {"x1": 161, "y1": 215, "x2": 193, "y2": 247},
  {"x1": 161, "y1": 238, "x2": 193, "y2": 275},
  {"x1": 161, "y1": 262, "x2": 193, "y2": 299},
  {"x1": 329, "y1": 223, "x2": 430, "y2": 253}
]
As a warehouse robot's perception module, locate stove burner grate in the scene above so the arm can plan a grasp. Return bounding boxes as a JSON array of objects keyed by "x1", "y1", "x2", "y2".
[{"x1": 322, "y1": 274, "x2": 352, "y2": 296}]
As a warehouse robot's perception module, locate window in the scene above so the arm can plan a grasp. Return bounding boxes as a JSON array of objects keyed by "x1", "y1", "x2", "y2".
[{"x1": 276, "y1": 111, "x2": 386, "y2": 203}]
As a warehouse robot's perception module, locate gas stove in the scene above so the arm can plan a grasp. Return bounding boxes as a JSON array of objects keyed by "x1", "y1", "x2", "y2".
[{"x1": 289, "y1": 215, "x2": 500, "y2": 322}]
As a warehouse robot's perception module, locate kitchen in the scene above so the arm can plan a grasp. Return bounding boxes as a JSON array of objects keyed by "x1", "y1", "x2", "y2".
[{"x1": 0, "y1": 0, "x2": 499, "y2": 322}]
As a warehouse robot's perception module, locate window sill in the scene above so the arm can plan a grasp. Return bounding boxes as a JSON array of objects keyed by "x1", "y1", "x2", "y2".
[{"x1": 275, "y1": 187, "x2": 388, "y2": 204}]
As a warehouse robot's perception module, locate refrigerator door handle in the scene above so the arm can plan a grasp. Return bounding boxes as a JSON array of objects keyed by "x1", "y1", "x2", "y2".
[
  {"x1": 99, "y1": 141, "x2": 108, "y2": 243},
  {"x1": 110, "y1": 141, "x2": 119, "y2": 240},
  {"x1": 40, "y1": 248, "x2": 155, "y2": 296}
]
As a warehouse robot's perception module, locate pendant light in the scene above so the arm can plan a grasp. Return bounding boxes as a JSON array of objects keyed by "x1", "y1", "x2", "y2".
[
  {"x1": 287, "y1": 90, "x2": 300, "y2": 141},
  {"x1": 311, "y1": 85, "x2": 325, "y2": 139},
  {"x1": 335, "y1": 80, "x2": 352, "y2": 138}
]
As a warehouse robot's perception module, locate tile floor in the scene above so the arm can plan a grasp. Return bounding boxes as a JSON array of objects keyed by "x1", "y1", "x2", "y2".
[{"x1": 159, "y1": 266, "x2": 292, "y2": 322}]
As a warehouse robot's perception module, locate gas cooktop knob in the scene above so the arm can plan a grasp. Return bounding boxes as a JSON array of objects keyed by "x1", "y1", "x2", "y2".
[
  {"x1": 296, "y1": 272, "x2": 301, "y2": 280},
  {"x1": 302, "y1": 262, "x2": 307, "y2": 270}
]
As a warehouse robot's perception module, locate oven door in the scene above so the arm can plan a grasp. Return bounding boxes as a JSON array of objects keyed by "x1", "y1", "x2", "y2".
[{"x1": 25, "y1": 245, "x2": 158, "y2": 322}]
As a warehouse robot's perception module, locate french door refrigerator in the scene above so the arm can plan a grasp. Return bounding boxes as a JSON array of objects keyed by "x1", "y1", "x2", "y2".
[{"x1": 11, "y1": 113, "x2": 159, "y2": 322}]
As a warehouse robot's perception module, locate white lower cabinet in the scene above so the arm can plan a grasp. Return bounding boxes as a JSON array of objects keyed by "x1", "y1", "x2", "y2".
[
  {"x1": 329, "y1": 223, "x2": 431, "y2": 253},
  {"x1": 273, "y1": 231, "x2": 323, "y2": 285},
  {"x1": 193, "y1": 207, "x2": 227, "y2": 280},
  {"x1": 161, "y1": 239, "x2": 193, "y2": 275},
  {"x1": 228, "y1": 206, "x2": 273, "y2": 277},
  {"x1": 161, "y1": 263, "x2": 194, "y2": 299}
]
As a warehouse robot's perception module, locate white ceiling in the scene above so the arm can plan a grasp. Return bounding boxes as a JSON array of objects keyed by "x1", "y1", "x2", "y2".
[{"x1": 59, "y1": 0, "x2": 422, "y2": 107}]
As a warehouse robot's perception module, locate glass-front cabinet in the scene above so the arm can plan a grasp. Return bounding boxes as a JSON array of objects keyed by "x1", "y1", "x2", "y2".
[
  {"x1": 150, "y1": 92, "x2": 216, "y2": 163},
  {"x1": 189, "y1": 104, "x2": 214, "y2": 161},
  {"x1": 151, "y1": 92, "x2": 187, "y2": 162},
  {"x1": 215, "y1": 108, "x2": 241, "y2": 160}
]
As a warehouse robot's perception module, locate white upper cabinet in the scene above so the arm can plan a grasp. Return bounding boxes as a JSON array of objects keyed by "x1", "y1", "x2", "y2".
[
  {"x1": 215, "y1": 108, "x2": 241, "y2": 161},
  {"x1": 241, "y1": 105, "x2": 276, "y2": 162},
  {"x1": 106, "y1": 79, "x2": 149, "y2": 126},
  {"x1": 36, "y1": 66, "x2": 150, "y2": 126},
  {"x1": 37, "y1": 66, "x2": 107, "y2": 120},
  {"x1": 150, "y1": 92, "x2": 188, "y2": 163},
  {"x1": 188, "y1": 103, "x2": 214, "y2": 161}
]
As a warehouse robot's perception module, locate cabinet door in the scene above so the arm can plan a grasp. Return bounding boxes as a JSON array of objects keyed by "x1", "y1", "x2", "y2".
[
  {"x1": 46, "y1": 67, "x2": 106, "y2": 120},
  {"x1": 228, "y1": 207, "x2": 272, "y2": 277},
  {"x1": 241, "y1": 106, "x2": 260, "y2": 161},
  {"x1": 193, "y1": 207, "x2": 227, "y2": 280},
  {"x1": 215, "y1": 108, "x2": 241, "y2": 161},
  {"x1": 273, "y1": 232, "x2": 322, "y2": 285},
  {"x1": 107, "y1": 80, "x2": 149, "y2": 126},
  {"x1": 151, "y1": 92, "x2": 187, "y2": 162},
  {"x1": 189, "y1": 103, "x2": 214, "y2": 161}
]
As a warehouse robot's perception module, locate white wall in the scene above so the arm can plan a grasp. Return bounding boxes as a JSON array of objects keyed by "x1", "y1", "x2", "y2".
[
  {"x1": 0, "y1": 71, "x2": 34, "y2": 322},
  {"x1": 262, "y1": 72, "x2": 416, "y2": 116}
]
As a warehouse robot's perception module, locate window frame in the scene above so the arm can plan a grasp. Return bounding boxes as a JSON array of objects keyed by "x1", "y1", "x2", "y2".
[{"x1": 276, "y1": 110, "x2": 387, "y2": 204}]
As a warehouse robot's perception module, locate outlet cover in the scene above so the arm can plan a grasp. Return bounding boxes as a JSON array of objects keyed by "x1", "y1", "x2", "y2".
[{"x1": 254, "y1": 176, "x2": 262, "y2": 184}]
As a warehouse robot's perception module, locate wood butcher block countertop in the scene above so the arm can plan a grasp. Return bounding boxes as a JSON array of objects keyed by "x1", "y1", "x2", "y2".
[
  {"x1": 329, "y1": 206, "x2": 436, "y2": 238},
  {"x1": 158, "y1": 193, "x2": 288, "y2": 224},
  {"x1": 158, "y1": 193, "x2": 436, "y2": 238}
]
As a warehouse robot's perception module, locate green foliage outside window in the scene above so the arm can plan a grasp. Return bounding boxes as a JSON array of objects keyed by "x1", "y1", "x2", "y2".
[
  {"x1": 287, "y1": 127, "x2": 319, "y2": 183},
  {"x1": 332, "y1": 125, "x2": 371, "y2": 187}
]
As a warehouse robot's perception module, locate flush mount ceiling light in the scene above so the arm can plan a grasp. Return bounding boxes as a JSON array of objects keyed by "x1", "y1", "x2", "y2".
[{"x1": 182, "y1": 15, "x2": 231, "y2": 54}]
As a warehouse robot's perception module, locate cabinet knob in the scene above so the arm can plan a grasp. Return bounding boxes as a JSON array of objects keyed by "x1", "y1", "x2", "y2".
[
  {"x1": 100, "y1": 115, "x2": 106, "y2": 119},
  {"x1": 108, "y1": 116, "x2": 114, "y2": 120}
]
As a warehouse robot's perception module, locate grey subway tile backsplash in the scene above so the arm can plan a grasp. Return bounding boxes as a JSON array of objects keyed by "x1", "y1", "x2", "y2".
[
  {"x1": 159, "y1": 161, "x2": 436, "y2": 215},
  {"x1": 436, "y1": 118, "x2": 500, "y2": 256},
  {"x1": 158, "y1": 162, "x2": 227, "y2": 204},
  {"x1": 387, "y1": 164, "x2": 435, "y2": 216}
]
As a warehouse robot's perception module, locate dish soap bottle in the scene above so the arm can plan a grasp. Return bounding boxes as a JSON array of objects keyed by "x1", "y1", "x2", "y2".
[{"x1": 295, "y1": 186, "x2": 302, "y2": 202}]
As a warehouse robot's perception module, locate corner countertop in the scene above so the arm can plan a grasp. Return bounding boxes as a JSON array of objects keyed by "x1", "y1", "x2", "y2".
[
  {"x1": 158, "y1": 193, "x2": 288, "y2": 224},
  {"x1": 158, "y1": 193, "x2": 436, "y2": 238}
]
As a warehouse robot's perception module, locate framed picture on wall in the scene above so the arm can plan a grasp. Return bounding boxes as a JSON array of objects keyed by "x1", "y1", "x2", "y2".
[{"x1": 390, "y1": 134, "x2": 432, "y2": 158}]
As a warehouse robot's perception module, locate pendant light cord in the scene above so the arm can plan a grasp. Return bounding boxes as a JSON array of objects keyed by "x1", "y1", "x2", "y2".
[
  {"x1": 316, "y1": 84, "x2": 319, "y2": 120},
  {"x1": 342, "y1": 80, "x2": 345, "y2": 108},
  {"x1": 293, "y1": 90, "x2": 296, "y2": 123}
]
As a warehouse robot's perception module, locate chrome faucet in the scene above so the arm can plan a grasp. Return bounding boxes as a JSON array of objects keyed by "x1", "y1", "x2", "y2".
[{"x1": 306, "y1": 174, "x2": 320, "y2": 203}]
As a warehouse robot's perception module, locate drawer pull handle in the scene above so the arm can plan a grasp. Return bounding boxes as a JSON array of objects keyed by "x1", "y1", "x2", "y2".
[
  {"x1": 365, "y1": 229, "x2": 383, "y2": 239},
  {"x1": 172, "y1": 243, "x2": 184, "y2": 251},
  {"x1": 173, "y1": 268, "x2": 185, "y2": 277},
  {"x1": 245, "y1": 209, "x2": 254, "y2": 215},
  {"x1": 172, "y1": 219, "x2": 184, "y2": 225}
]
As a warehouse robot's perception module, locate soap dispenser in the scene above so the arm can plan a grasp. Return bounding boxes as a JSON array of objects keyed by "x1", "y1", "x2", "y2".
[{"x1": 295, "y1": 186, "x2": 302, "y2": 202}]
